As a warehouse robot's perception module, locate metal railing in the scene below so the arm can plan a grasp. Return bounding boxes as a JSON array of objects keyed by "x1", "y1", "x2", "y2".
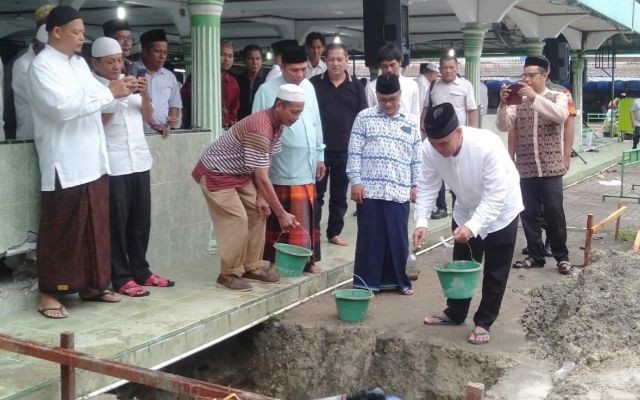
[{"x1": 0, "y1": 332, "x2": 276, "y2": 400}]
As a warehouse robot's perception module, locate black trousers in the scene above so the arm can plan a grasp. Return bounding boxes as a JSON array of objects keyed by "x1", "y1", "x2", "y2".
[
  {"x1": 633, "y1": 126, "x2": 640, "y2": 149},
  {"x1": 435, "y1": 181, "x2": 447, "y2": 211},
  {"x1": 316, "y1": 151, "x2": 349, "y2": 239},
  {"x1": 110, "y1": 171, "x2": 153, "y2": 290},
  {"x1": 520, "y1": 176, "x2": 569, "y2": 264},
  {"x1": 444, "y1": 217, "x2": 518, "y2": 330}
]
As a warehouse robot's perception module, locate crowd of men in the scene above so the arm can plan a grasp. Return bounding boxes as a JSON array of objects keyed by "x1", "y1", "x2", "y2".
[{"x1": 5, "y1": 6, "x2": 578, "y2": 346}]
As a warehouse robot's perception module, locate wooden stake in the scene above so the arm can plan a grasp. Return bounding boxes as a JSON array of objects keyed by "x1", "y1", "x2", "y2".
[
  {"x1": 584, "y1": 214, "x2": 594, "y2": 267},
  {"x1": 60, "y1": 332, "x2": 75, "y2": 400},
  {"x1": 614, "y1": 202, "x2": 623, "y2": 241},
  {"x1": 632, "y1": 230, "x2": 640, "y2": 253},
  {"x1": 464, "y1": 382, "x2": 485, "y2": 400}
]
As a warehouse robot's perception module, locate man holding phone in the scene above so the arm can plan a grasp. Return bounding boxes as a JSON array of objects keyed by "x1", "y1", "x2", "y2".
[{"x1": 496, "y1": 56, "x2": 572, "y2": 275}]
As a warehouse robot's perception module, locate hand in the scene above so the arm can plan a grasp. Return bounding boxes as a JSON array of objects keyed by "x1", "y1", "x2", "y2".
[
  {"x1": 150, "y1": 122, "x2": 170, "y2": 139},
  {"x1": 499, "y1": 84, "x2": 510, "y2": 106},
  {"x1": 277, "y1": 212, "x2": 299, "y2": 232},
  {"x1": 108, "y1": 78, "x2": 132, "y2": 99},
  {"x1": 256, "y1": 196, "x2": 271, "y2": 219},
  {"x1": 166, "y1": 115, "x2": 179, "y2": 129},
  {"x1": 518, "y1": 83, "x2": 537, "y2": 101},
  {"x1": 410, "y1": 187, "x2": 417, "y2": 203},
  {"x1": 350, "y1": 184, "x2": 364, "y2": 204},
  {"x1": 563, "y1": 156, "x2": 571, "y2": 171},
  {"x1": 136, "y1": 76, "x2": 149, "y2": 96},
  {"x1": 413, "y1": 227, "x2": 428, "y2": 249},
  {"x1": 316, "y1": 162, "x2": 326, "y2": 181},
  {"x1": 452, "y1": 225, "x2": 473, "y2": 243}
]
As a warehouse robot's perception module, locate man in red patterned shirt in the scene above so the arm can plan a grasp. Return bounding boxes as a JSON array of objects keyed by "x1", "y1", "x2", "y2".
[
  {"x1": 192, "y1": 84, "x2": 305, "y2": 291},
  {"x1": 221, "y1": 41, "x2": 240, "y2": 129}
]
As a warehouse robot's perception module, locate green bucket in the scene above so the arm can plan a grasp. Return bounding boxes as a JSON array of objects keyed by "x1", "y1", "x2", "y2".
[
  {"x1": 333, "y1": 288, "x2": 374, "y2": 323},
  {"x1": 274, "y1": 243, "x2": 313, "y2": 277},
  {"x1": 433, "y1": 260, "x2": 483, "y2": 299}
]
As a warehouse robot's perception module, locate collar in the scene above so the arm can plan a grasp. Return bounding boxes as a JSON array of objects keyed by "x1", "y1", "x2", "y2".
[
  {"x1": 319, "y1": 70, "x2": 352, "y2": 82},
  {"x1": 307, "y1": 59, "x2": 326, "y2": 69},
  {"x1": 45, "y1": 44, "x2": 79, "y2": 61},
  {"x1": 375, "y1": 105, "x2": 406, "y2": 119}
]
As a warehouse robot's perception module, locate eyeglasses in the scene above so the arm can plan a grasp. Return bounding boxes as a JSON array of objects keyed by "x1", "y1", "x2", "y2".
[
  {"x1": 114, "y1": 35, "x2": 134, "y2": 44},
  {"x1": 520, "y1": 72, "x2": 542, "y2": 80}
]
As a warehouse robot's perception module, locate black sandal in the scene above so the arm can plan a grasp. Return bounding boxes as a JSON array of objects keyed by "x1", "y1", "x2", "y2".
[
  {"x1": 557, "y1": 261, "x2": 574, "y2": 275},
  {"x1": 512, "y1": 257, "x2": 545, "y2": 269}
]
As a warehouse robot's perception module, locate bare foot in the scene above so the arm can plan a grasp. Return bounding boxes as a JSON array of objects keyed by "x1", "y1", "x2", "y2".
[
  {"x1": 468, "y1": 326, "x2": 491, "y2": 345},
  {"x1": 268, "y1": 263, "x2": 277, "y2": 276},
  {"x1": 38, "y1": 294, "x2": 68, "y2": 319},
  {"x1": 328, "y1": 235, "x2": 348, "y2": 246},
  {"x1": 304, "y1": 264, "x2": 323, "y2": 274},
  {"x1": 79, "y1": 288, "x2": 121, "y2": 303}
]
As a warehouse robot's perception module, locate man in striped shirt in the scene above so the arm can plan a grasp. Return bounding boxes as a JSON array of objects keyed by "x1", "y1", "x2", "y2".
[{"x1": 192, "y1": 84, "x2": 304, "y2": 291}]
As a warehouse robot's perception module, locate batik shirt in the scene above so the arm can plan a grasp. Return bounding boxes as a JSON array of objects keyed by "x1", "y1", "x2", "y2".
[{"x1": 347, "y1": 106, "x2": 421, "y2": 203}]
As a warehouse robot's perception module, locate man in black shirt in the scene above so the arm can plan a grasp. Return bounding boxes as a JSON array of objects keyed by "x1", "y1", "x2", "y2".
[
  {"x1": 310, "y1": 43, "x2": 367, "y2": 246},
  {"x1": 236, "y1": 44, "x2": 266, "y2": 120}
]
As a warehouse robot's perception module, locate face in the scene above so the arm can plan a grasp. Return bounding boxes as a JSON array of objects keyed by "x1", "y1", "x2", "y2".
[
  {"x1": 306, "y1": 39, "x2": 324, "y2": 63},
  {"x1": 326, "y1": 47, "x2": 347, "y2": 79},
  {"x1": 244, "y1": 50, "x2": 262, "y2": 74},
  {"x1": 281, "y1": 62, "x2": 307, "y2": 85},
  {"x1": 426, "y1": 70, "x2": 438, "y2": 82},
  {"x1": 275, "y1": 101, "x2": 305, "y2": 126},
  {"x1": 221, "y1": 44, "x2": 234, "y2": 71},
  {"x1": 112, "y1": 29, "x2": 133, "y2": 57},
  {"x1": 428, "y1": 127, "x2": 462, "y2": 157},
  {"x1": 92, "y1": 53, "x2": 123, "y2": 81},
  {"x1": 52, "y1": 18, "x2": 85, "y2": 55},
  {"x1": 439, "y1": 59, "x2": 458, "y2": 83},
  {"x1": 521, "y1": 66, "x2": 547, "y2": 91},
  {"x1": 142, "y1": 41, "x2": 168, "y2": 71},
  {"x1": 378, "y1": 59, "x2": 400, "y2": 76},
  {"x1": 376, "y1": 91, "x2": 401, "y2": 116}
]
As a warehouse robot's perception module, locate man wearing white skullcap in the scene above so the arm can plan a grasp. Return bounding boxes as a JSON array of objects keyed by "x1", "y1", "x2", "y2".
[
  {"x1": 27, "y1": 6, "x2": 135, "y2": 319},
  {"x1": 192, "y1": 83, "x2": 305, "y2": 291},
  {"x1": 91, "y1": 37, "x2": 175, "y2": 297},
  {"x1": 11, "y1": 25, "x2": 48, "y2": 140}
]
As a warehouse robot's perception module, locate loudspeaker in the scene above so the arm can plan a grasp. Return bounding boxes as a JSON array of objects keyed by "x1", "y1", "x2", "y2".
[
  {"x1": 363, "y1": 0, "x2": 410, "y2": 68},
  {"x1": 544, "y1": 38, "x2": 570, "y2": 83}
]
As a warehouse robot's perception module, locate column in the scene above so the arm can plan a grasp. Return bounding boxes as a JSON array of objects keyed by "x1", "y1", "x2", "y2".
[
  {"x1": 571, "y1": 52, "x2": 586, "y2": 148},
  {"x1": 182, "y1": 36, "x2": 193, "y2": 76},
  {"x1": 522, "y1": 40, "x2": 544, "y2": 57},
  {"x1": 462, "y1": 26, "x2": 486, "y2": 125},
  {"x1": 189, "y1": 0, "x2": 223, "y2": 138}
]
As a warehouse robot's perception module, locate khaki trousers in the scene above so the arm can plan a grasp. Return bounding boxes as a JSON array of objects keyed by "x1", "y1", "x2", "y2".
[{"x1": 199, "y1": 177, "x2": 265, "y2": 276}]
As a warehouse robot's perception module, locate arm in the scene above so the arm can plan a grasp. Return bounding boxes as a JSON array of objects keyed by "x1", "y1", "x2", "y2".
[
  {"x1": 563, "y1": 117, "x2": 575, "y2": 170},
  {"x1": 254, "y1": 168, "x2": 297, "y2": 229},
  {"x1": 166, "y1": 76, "x2": 183, "y2": 128},
  {"x1": 507, "y1": 128, "x2": 517, "y2": 160},
  {"x1": 410, "y1": 81, "x2": 420, "y2": 116},
  {"x1": 495, "y1": 103, "x2": 515, "y2": 132},
  {"x1": 530, "y1": 92, "x2": 568, "y2": 124},
  {"x1": 347, "y1": 114, "x2": 366, "y2": 203},
  {"x1": 466, "y1": 109, "x2": 478, "y2": 128},
  {"x1": 137, "y1": 77, "x2": 154, "y2": 123},
  {"x1": 310, "y1": 87, "x2": 326, "y2": 180},
  {"x1": 167, "y1": 107, "x2": 180, "y2": 128},
  {"x1": 365, "y1": 81, "x2": 377, "y2": 107},
  {"x1": 465, "y1": 82, "x2": 478, "y2": 127}
]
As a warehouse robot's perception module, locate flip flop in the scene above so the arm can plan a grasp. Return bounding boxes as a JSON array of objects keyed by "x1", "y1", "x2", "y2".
[
  {"x1": 38, "y1": 306, "x2": 68, "y2": 319},
  {"x1": 512, "y1": 257, "x2": 545, "y2": 269},
  {"x1": 80, "y1": 289, "x2": 121, "y2": 303},
  {"x1": 468, "y1": 327, "x2": 491, "y2": 345},
  {"x1": 557, "y1": 261, "x2": 574, "y2": 275},
  {"x1": 142, "y1": 274, "x2": 175, "y2": 287},
  {"x1": 401, "y1": 288, "x2": 415, "y2": 295},
  {"x1": 423, "y1": 313, "x2": 464, "y2": 326}
]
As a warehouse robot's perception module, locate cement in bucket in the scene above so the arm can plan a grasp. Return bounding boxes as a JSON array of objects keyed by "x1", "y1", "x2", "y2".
[
  {"x1": 433, "y1": 260, "x2": 483, "y2": 299},
  {"x1": 274, "y1": 243, "x2": 312, "y2": 277},
  {"x1": 333, "y1": 274, "x2": 374, "y2": 323}
]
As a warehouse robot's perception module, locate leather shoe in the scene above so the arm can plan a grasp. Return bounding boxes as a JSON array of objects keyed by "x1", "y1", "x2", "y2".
[
  {"x1": 216, "y1": 274, "x2": 252, "y2": 291},
  {"x1": 242, "y1": 270, "x2": 280, "y2": 283},
  {"x1": 430, "y1": 209, "x2": 448, "y2": 220}
]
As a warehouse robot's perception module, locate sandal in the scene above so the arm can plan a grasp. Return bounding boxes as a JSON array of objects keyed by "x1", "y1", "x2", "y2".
[
  {"x1": 400, "y1": 288, "x2": 414, "y2": 295},
  {"x1": 423, "y1": 312, "x2": 464, "y2": 326},
  {"x1": 141, "y1": 274, "x2": 175, "y2": 287},
  {"x1": 38, "y1": 306, "x2": 69, "y2": 319},
  {"x1": 80, "y1": 289, "x2": 121, "y2": 303},
  {"x1": 512, "y1": 257, "x2": 545, "y2": 269},
  {"x1": 557, "y1": 261, "x2": 574, "y2": 275},
  {"x1": 118, "y1": 280, "x2": 150, "y2": 297},
  {"x1": 468, "y1": 326, "x2": 491, "y2": 345}
]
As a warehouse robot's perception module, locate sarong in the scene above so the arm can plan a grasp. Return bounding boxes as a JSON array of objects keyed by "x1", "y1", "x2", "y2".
[
  {"x1": 264, "y1": 184, "x2": 321, "y2": 264},
  {"x1": 37, "y1": 174, "x2": 111, "y2": 294}
]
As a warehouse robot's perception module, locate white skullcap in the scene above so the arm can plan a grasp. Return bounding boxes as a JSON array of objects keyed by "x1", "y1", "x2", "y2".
[
  {"x1": 35, "y1": 25, "x2": 48, "y2": 44},
  {"x1": 91, "y1": 37, "x2": 122, "y2": 58},
  {"x1": 277, "y1": 83, "x2": 305, "y2": 102}
]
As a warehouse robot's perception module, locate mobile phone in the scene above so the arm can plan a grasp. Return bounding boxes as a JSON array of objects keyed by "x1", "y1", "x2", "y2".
[
  {"x1": 136, "y1": 68, "x2": 147, "y2": 78},
  {"x1": 506, "y1": 82, "x2": 524, "y2": 105}
]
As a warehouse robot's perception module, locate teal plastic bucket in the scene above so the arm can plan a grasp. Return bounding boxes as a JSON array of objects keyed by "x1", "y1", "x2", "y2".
[
  {"x1": 274, "y1": 243, "x2": 312, "y2": 277},
  {"x1": 333, "y1": 288, "x2": 374, "y2": 323},
  {"x1": 433, "y1": 260, "x2": 483, "y2": 299}
]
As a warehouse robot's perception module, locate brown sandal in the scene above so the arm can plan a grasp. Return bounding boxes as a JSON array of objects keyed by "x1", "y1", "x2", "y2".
[{"x1": 557, "y1": 261, "x2": 574, "y2": 275}]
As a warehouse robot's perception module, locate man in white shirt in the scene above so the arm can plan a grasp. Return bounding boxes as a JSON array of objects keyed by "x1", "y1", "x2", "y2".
[
  {"x1": 132, "y1": 29, "x2": 182, "y2": 135},
  {"x1": 28, "y1": 5, "x2": 133, "y2": 318},
  {"x1": 632, "y1": 97, "x2": 640, "y2": 149},
  {"x1": 414, "y1": 103, "x2": 523, "y2": 345},
  {"x1": 91, "y1": 37, "x2": 175, "y2": 298},
  {"x1": 12, "y1": 25, "x2": 47, "y2": 140},
  {"x1": 426, "y1": 55, "x2": 478, "y2": 220},
  {"x1": 416, "y1": 62, "x2": 439, "y2": 129},
  {"x1": 364, "y1": 44, "x2": 420, "y2": 116},
  {"x1": 265, "y1": 39, "x2": 298, "y2": 82},
  {"x1": 305, "y1": 32, "x2": 327, "y2": 79},
  {"x1": 103, "y1": 19, "x2": 134, "y2": 74}
]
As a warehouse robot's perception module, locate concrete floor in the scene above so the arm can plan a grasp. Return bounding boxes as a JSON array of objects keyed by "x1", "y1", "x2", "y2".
[{"x1": 0, "y1": 132, "x2": 633, "y2": 399}]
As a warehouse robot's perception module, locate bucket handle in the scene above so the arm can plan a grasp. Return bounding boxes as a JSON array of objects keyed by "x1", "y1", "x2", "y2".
[
  {"x1": 333, "y1": 271, "x2": 374, "y2": 296},
  {"x1": 276, "y1": 226, "x2": 312, "y2": 247},
  {"x1": 439, "y1": 236, "x2": 478, "y2": 268}
]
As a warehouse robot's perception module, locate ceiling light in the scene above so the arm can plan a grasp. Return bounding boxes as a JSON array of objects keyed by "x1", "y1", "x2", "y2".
[
  {"x1": 447, "y1": 48, "x2": 455, "y2": 57},
  {"x1": 117, "y1": 6, "x2": 126, "y2": 20},
  {"x1": 333, "y1": 35, "x2": 342, "y2": 44},
  {"x1": 266, "y1": 51, "x2": 273, "y2": 61}
]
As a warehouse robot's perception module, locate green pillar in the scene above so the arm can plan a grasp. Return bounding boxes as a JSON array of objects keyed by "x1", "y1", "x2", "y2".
[
  {"x1": 462, "y1": 26, "x2": 486, "y2": 119},
  {"x1": 182, "y1": 36, "x2": 193, "y2": 76},
  {"x1": 189, "y1": 0, "x2": 223, "y2": 138},
  {"x1": 571, "y1": 52, "x2": 586, "y2": 148},
  {"x1": 522, "y1": 40, "x2": 544, "y2": 57}
]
